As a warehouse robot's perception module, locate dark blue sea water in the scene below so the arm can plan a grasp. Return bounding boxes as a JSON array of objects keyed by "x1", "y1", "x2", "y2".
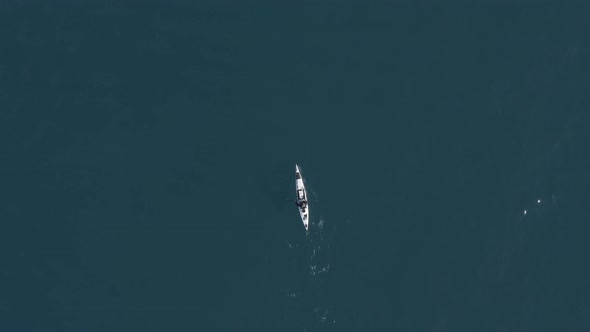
[{"x1": 1, "y1": 2, "x2": 590, "y2": 331}]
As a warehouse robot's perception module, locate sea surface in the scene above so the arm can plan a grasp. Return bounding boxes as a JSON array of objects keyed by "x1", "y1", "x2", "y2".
[{"x1": 1, "y1": 2, "x2": 590, "y2": 331}]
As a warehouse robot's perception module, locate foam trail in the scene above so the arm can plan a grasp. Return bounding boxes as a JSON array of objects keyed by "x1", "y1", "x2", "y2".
[{"x1": 285, "y1": 178, "x2": 336, "y2": 330}]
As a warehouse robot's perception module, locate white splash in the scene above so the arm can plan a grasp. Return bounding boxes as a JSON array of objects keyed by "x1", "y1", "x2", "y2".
[{"x1": 281, "y1": 288, "x2": 301, "y2": 299}]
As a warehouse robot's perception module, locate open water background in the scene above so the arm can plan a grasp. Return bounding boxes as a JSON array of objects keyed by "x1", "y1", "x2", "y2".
[{"x1": 1, "y1": 2, "x2": 590, "y2": 331}]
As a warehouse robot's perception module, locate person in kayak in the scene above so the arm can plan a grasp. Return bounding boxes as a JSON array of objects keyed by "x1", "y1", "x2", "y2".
[
  {"x1": 295, "y1": 199, "x2": 307, "y2": 209},
  {"x1": 295, "y1": 188, "x2": 307, "y2": 208}
]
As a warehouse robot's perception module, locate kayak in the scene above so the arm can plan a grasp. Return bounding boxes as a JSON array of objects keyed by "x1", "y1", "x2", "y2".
[{"x1": 295, "y1": 164, "x2": 309, "y2": 232}]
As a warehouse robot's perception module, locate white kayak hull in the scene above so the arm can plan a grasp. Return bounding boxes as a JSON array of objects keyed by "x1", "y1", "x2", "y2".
[{"x1": 295, "y1": 164, "x2": 309, "y2": 232}]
